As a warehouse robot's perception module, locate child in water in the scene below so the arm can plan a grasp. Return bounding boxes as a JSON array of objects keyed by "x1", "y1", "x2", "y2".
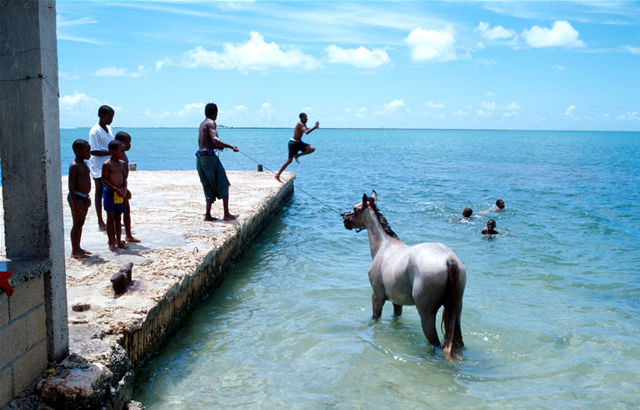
[{"x1": 482, "y1": 219, "x2": 499, "y2": 235}]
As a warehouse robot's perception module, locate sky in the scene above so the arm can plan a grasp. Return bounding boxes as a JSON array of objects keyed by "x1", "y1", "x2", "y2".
[{"x1": 56, "y1": 1, "x2": 640, "y2": 130}]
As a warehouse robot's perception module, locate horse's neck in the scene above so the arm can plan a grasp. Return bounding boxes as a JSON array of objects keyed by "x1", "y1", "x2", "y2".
[{"x1": 364, "y1": 209, "x2": 397, "y2": 259}]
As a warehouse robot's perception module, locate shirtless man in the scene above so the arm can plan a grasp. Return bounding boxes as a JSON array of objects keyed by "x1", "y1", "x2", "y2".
[
  {"x1": 274, "y1": 112, "x2": 319, "y2": 183},
  {"x1": 481, "y1": 219, "x2": 499, "y2": 236},
  {"x1": 196, "y1": 103, "x2": 239, "y2": 222}
]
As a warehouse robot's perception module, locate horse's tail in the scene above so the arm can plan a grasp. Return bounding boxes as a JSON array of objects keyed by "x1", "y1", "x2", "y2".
[{"x1": 442, "y1": 258, "x2": 464, "y2": 359}]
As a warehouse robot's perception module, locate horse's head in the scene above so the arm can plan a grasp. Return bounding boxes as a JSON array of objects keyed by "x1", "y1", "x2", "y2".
[{"x1": 343, "y1": 190, "x2": 377, "y2": 232}]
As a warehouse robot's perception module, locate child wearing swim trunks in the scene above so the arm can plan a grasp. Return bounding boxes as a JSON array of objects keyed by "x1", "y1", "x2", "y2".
[
  {"x1": 274, "y1": 112, "x2": 319, "y2": 183},
  {"x1": 115, "y1": 132, "x2": 141, "y2": 243},
  {"x1": 68, "y1": 139, "x2": 93, "y2": 258},
  {"x1": 102, "y1": 139, "x2": 128, "y2": 252}
]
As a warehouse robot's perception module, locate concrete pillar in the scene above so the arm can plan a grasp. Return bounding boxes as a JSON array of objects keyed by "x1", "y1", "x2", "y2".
[{"x1": 0, "y1": 0, "x2": 68, "y2": 362}]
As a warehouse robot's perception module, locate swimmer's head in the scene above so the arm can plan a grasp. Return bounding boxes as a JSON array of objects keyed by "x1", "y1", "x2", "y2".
[
  {"x1": 462, "y1": 208, "x2": 473, "y2": 218},
  {"x1": 496, "y1": 199, "x2": 505, "y2": 209},
  {"x1": 300, "y1": 112, "x2": 307, "y2": 122},
  {"x1": 487, "y1": 219, "x2": 496, "y2": 229},
  {"x1": 205, "y1": 103, "x2": 218, "y2": 119}
]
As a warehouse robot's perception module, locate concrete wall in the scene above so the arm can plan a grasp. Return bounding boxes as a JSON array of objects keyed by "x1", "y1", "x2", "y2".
[
  {"x1": 0, "y1": 276, "x2": 49, "y2": 407},
  {"x1": 0, "y1": 0, "x2": 69, "y2": 406}
]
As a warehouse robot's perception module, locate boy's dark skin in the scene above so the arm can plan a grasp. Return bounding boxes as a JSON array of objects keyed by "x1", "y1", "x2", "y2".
[
  {"x1": 275, "y1": 113, "x2": 319, "y2": 183},
  {"x1": 102, "y1": 144, "x2": 128, "y2": 252},
  {"x1": 462, "y1": 208, "x2": 473, "y2": 218},
  {"x1": 198, "y1": 111, "x2": 239, "y2": 221},
  {"x1": 482, "y1": 219, "x2": 499, "y2": 235},
  {"x1": 92, "y1": 110, "x2": 115, "y2": 231},
  {"x1": 115, "y1": 132, "x2": 141, "y2": 243},
  {"x1": 68, "y1": 141, "x2": 93, "y2": 258},
  {"x1": 494, "y1": 199, "x2": 505, "y2": 212}
]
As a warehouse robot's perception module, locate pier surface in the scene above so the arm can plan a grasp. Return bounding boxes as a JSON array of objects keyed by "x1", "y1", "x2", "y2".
[{"x1": 1, "y1": 170, "x2": 294, "y2": 408}]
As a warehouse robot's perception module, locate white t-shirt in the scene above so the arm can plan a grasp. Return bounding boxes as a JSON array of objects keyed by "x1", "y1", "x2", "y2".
[{"x1": 88, "y1": 123, "x2": 114, "y2": 178}]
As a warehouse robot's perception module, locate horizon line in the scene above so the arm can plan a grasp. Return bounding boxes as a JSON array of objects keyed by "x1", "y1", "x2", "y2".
[{"x1": 60, "y1": 127, "x2": 639, "y2": 133}]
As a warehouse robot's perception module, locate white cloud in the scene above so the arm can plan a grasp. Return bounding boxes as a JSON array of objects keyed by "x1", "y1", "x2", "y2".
[
  {"x1": 404, "y1": 27, "x2": 457, "y2": 62},
  {"x1": 485, "y1": 91, "x2": 495, "y2": 96},
  {"x1": 551, "y1": 64, "x2": 567, "y2": 70},
  {"x1": 452, "y1": 110, "x2": 468, "y2": 116},
  {"x1": 180, "y1": 31, "x2": 319, "y2": 71},
  {"x1": 475, "y1": 22, "x2": 517, "y2": 40},
  {"x1": 624, "y1": 45, "x2": 640, "y2": 54},
  {"x1": 476, "y1": 42, "x2": 486, "y2": 50},
  {"x1": 325, "y1": 45, "x2": 390, "y2": 68},
  {"x1": 481, "y1": 101, "x2": 496, "y2": 110},
  {"x1": 95, "y1": 65, "x2": 147, "y2": 78},
  {"x1": 376, "y1": 99, "x2": 408, "y2": 116},
  {"x1": 481, "y1": 101, "x2": 520, "y2": 110},
  {"x1": 176, "y1": 103, "x2": 205, "y2": 118},
  {"x1": 565, "y1": 105, "x2": 576, "y2": 116},
  {"x1": 356, "y1": 108, "x2": 367, "y2": 118},
  {"x1": 521, "y1": 21, "x2": 585, "y2": 49},
  {"x1": 59, "y1": 91, "x2": 102, "y2": 113},
  {"x1": 260, "y1": 102, "x2": 275, "y2": 116},
  {"x1": 57, "y1": 16, "x2": 97, "y2": 27},
  {"x1": 475, "y1": 58, "x2": 497, "y2": 68},
  {"x1": 616, "y1": 112, "x2": 639, "y2": 121},
  {"x1": 425, "y1": 101, "x2": 445, "y2": 109},
  {"x1": 505, "y1": 102, "x2": 521, "y2": 110}
]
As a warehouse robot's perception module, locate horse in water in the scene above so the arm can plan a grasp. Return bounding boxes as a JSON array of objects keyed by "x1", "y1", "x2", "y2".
[{"x1": 343, "y1": 191, "x2": 466, "y2": 360}]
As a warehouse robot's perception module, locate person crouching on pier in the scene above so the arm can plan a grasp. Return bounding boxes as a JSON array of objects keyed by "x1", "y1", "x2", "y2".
[
  {"x1": 196, "y1": 103, "x2": 239, "y2": 222},
  {"x1": 102, "y1": 140, "x2": 128, "y2": 252}
]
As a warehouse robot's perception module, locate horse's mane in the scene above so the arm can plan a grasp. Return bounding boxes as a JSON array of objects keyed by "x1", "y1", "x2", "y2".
[{"x1": 371, "y1": 203, "x2": 399, "y2": 239}]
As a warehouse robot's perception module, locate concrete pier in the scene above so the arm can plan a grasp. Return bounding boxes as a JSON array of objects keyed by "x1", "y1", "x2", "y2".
[{"x1": 1, "y1": 169, "x2": 294, "y2": 408}]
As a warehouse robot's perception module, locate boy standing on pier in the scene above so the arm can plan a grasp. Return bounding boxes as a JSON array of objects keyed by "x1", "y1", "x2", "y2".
[
  {"x1": 102, "y1": 140, "x2": 128, "y2": 252},
  {"x1": 274, "y1": 112, "x2": 319, "y2": 183},
  {"x1": 89, "y1": 105, "x2": 115, "y2": 231},
  {"x1": 115, "y1": 132, "x2": 141, "y2": 243},
  {"x1": 196, "y1": 103, "x2": 240, "y2": 222},
  {"x1": 68, "y1": 139, "x2": 93, "y2": 258}
]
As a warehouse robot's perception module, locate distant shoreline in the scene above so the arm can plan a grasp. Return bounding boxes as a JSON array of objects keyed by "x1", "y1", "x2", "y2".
[{"x1": 61, "y1": 127, "x2": 638, "y2": 133}]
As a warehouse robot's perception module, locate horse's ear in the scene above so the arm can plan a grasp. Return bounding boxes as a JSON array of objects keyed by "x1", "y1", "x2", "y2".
[
  {"x1": 362, "y1": 193, "x2": 368, "y2": 206},
  {"x1": 371, "y1": 190, "x2": 377, "y2": 204}
]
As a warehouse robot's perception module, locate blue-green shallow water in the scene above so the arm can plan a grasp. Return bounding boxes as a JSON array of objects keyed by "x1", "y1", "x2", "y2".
[{"x1": 65, "y1": 129, "x2": 640, "y2": 407}]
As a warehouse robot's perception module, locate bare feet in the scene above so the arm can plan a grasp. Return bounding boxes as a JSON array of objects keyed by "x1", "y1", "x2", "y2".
[
  {"x1": 99, "y1": 222, "x2": 107, "y2": 231},
  {"x1": 274, "y1": 175, "x2": 283, "y2": 183},
  {"x1": 70, "y1": 251, "x2": 89, "y2": 259},
  {"x1": 223, "y1": 213, "x2": 239, "y2": 221},
  {"x1": 80, "y1": 249, "x2": 93, "y2": 255},
  {"x1": 204, "y1": 215, "x2": 218, "y2": 222},
  {"x1": 109, "y1": 243, "x2": 119, "y2": 252},
  {"x1": 117, "y1": 242, "x2": 129, "y2": 250},
  {"x1": 294, "y1": 155, "x2": 300, "y2": 164},
  {"x1": 125, "y1": 236, "x2": 141, "y2": 243}
]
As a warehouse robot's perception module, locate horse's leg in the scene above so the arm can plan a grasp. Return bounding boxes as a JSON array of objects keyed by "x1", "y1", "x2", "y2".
[
  {"x1": 371, "y1": 291, "x2": 386, "y2": 318},
  {"x1": 418, "y1": 309, "x2": 441, "y2": 347},
  {"x1": 393, "y1": 303, "x2": 402, "y2": 316}
]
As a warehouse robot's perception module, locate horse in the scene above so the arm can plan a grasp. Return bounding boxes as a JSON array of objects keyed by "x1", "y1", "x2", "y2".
[{"x1": 343, "y1": 190, "x2": 466, "y2": 360}]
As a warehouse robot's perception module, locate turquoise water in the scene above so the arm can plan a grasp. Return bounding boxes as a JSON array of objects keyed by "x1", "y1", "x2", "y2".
[{"x1": 64, "y1": 129, "x2": 640, "y2": 407}]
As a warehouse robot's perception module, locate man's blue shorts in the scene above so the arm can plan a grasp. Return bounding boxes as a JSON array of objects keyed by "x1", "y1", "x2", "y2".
[
  {"x1": 196, "y1": 154, "x2": 230, "y2": 203},
  {"x1": 103, "y1": 187, "x2": 124, "y2": 216},
  {"x1": 288, "y1": 140, "x2": 309, "y2": 158}
]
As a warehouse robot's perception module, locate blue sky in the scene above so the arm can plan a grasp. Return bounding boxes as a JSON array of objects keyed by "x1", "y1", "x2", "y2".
[{"x1": 56, "y1": 1, "x2": 640, "y2": 130}]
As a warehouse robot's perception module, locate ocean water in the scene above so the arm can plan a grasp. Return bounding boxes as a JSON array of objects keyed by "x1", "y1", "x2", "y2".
[{"x1": 62, "y1": 128, "x2": 640, "y2": 408}]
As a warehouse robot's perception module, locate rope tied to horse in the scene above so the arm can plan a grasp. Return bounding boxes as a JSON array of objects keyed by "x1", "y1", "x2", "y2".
[{"x1": 237, "y1": 150, "x2": 343, "y2": 216}]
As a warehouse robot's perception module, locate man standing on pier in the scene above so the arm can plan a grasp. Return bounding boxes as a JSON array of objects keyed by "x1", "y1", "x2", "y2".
[{"x1": 196, "y1": 103, "x2": 239, "y2": 221}]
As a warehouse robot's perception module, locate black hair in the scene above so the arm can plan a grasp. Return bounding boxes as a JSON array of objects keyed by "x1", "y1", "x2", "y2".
[
  {"x1": 108, "y1": 139, "x2": 125, "y2": 151},
  {"x1": 299, "y1": 112, "x2": 306, "y2": 120},
  {"x1": 98, "y1": 105, "x2": 114, "y2": 117},
  {"x1": 72, "y1": 139, "x2": 90, "y2": 152},
  {"x1": 205, "y1": 103, "x2": 218, "y2": 118},
  {"x1": 115, "y1": 131, "x2": 131, "y2": 142},
  {"x1": 487, "y1": 219, "x2": 496, "y2": 226},
  {"x1": 462, "y1": 208, "x2": 473, "y2": 217},
  {"x1": 496, "y1": 199, "x2": 504, "y2": 206}
]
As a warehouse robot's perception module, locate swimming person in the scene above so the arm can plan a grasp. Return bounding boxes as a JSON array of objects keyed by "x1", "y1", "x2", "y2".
[
  {"x1": 482, "y1": 219, "x2": 499, "y2": 235},
  {"x1": 67, "y1": 139, "x2": 93, "y2": 259},
  {"x1": 494, "y1": 199, "x2": 505, "y2": 212},
  {"x1": 115, "y1": 132, "x2": 141, "y2": 243},
  {"x1": 196, "y1": 103, "x2": 239, "y2": 222},
  {"x1": 274, "y1": 112, "x2": 319, "y2": 183},
  {"x1": 88, "y1": 105, "x2": 115, "y2": 231},
  {"x1": 462, "y1": 208, "x2": 473, "y2": 218}
]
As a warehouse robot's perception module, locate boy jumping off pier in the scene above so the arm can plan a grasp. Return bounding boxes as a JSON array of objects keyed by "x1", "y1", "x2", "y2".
[
  {"x1": 196, "y1": 103, "x2": 239, "y2": 222},
  {"x1": 102, "y1": 140, "x2": 128, "y2": 252},
  {"x1": 68, "y1": 139, "x2": 93, "y2": 258},
  {"x1": 115, "y1": 132, "x2": 141, "y2": 243},
  {"x1": 274, "y1": 112, "x2": 319, "y2": 183}
]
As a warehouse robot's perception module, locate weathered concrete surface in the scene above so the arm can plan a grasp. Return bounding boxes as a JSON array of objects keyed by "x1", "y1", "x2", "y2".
[{"x1": 1, "y1": 169, "x2": 294, "y2": 409}]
